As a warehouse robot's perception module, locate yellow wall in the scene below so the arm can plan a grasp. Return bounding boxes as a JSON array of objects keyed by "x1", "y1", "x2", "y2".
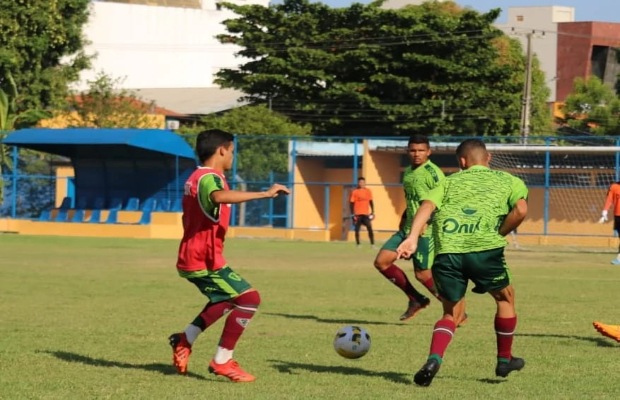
[{"x1": 54, "y1": 166, "x2": 74, "y2": 207}]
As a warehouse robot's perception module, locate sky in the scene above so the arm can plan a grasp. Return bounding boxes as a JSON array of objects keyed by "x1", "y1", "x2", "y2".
[{"x1": 313, "y1": 0, "x2": 620, "y2": 23}]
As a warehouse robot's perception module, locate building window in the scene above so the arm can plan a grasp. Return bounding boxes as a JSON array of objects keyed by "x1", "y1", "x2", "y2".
[{"x1": 517, "y1": 15, "x2": 524, "y2": 22}]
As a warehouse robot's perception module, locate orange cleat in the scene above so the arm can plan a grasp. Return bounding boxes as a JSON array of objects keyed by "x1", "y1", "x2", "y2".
[
  {"x1": 169, "y1": 332, "x2": 192, "y2": 374},
  {"x1": 208, "y1": 359, "x2": 256, "y2": 382},
  {"x1": 399, "y1": 298, "x2": 431, "y2": 322},
  {"x1": 593, "y1": 322, "x2": 620, "y2": 343}
]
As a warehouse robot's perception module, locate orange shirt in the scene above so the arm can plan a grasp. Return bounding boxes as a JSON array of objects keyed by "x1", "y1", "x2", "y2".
[
  {"x1": 604, "y1": 182, "x2": 620, "y2": 216},
  {"x1": 350, "y1": 188, "x2": 373, "y2": 215}
]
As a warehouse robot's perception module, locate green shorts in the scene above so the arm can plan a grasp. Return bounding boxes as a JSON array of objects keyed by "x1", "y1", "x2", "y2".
[
  {"x1": 432, "y1": 247, "x2": 511, "y2": 302},
  {"x1": 180, "y1": 266, "x2": 252, "y2": 303},
  {"x1": 381, "y1": 231, "x2": 435, "y2": 270}
]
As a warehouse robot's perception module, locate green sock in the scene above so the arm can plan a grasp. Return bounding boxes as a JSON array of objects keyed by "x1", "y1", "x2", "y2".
[{"x1": 428, "y1": 354, "x2": 443, "y2": 364}]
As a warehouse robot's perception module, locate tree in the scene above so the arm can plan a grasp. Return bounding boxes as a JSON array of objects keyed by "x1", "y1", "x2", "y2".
[
  {"x1": 215, "y1": 0, "x2": 550, "y2": 137},
  {"x1": 179, "y1": 104, "x2": 311, "y2": 180},
  {"x1": 64, "y1": 72, "x2": 158, "y2": 128},
  {"x1": 559, "y1": 76, "x2": 620, "y2": 136},
  {"x1": 0, "y1": 0, "x2": 91, "y2": 113}
]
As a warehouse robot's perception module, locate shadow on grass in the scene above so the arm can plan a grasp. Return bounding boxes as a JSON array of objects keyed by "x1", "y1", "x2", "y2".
[
  {"x1": 37, "y1": 350, "x2": 209, "y2": 380},
  {"x1": 516, "y1": 333, "x2": 616, "y2": 347},
  {"x1": 477, "y1": 378, "x2": 505, "y2": 384},
  {"x1": 263, "y1": 312, "x2": 404, "y2": 326},
  {"x1": 268, "y1": 359, "x2": 410, "y2": 384}
]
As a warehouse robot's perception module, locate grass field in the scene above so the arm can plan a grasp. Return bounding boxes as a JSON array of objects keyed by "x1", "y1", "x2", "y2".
[{"x1": 1, "y1": 235, "x2": 620, "y2": 399}]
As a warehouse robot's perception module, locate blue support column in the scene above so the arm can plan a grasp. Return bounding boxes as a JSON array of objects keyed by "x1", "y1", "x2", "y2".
[
  {"x1": 353, "y1": 138, "x2": 359, "y2": 184},
  {"x1": 231, "y1": 135, "x2": 238, "y2": 227},
  {"x1": 543, "y1": 139, "x2": 551, "y2": 235},
  {"x1": 288, "y1": 139, "x2": 296, "y2": 229},
  {"x1": 175, "y1": 155, "x2": 179, "y2": 198},
  {"x1": 615, "y1": 138, "x2": 620, "y2": 182},
  {"x1": 324, "y1": 185, "x2": 330, "y2": 231},
  {"x1": 11, "y1": 146, "x2": 18, "y2": 218},
  {"x1": 268, "y1": 171, "x2": 274, "y2": 226}
]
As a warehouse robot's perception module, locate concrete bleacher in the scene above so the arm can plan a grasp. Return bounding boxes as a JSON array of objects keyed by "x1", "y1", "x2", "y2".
[{"x1": 41, "y1": 197, "x2": 182, "y2": 225}]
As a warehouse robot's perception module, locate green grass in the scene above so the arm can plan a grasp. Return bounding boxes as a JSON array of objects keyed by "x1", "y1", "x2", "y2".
[{"x1": 1, "y1": 235, "x2": 619, "y2": 399}]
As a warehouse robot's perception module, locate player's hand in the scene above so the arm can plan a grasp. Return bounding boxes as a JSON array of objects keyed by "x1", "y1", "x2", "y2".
[
  {"x1": 369, "y1": 213, "x2": 375, "y2": 221},
  {"x1": 396, "y1": 237, "x2": 417, "y2": 260},
  {"x1": 600, "y1": 210, "x2": 609, "y2": 223},
  {"x1": 265, "y1": 184, "x2": 290, "y2": 198},
  {"x1": 351, "y1": 215, "x2": 358, "y2": 224}
]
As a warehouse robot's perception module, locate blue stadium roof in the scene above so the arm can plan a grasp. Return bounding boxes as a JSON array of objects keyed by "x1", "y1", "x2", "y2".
[{"x1": 3, "y1": 128, "x2": 196, "y2": 159}]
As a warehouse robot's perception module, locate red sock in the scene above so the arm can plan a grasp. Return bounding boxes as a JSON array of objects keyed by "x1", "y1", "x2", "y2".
[
  {"x1": 194, "y1": 301, "x2": 234, "y2": 330},
  {"x1": 428, "y1": 319, "x2": 456, "y2": 362},
  {"x1": 495, "y1": 315, "x2": 517, "y2": 361},
  {"x1": 380, "y1": 265, "x2": 424, "y2": 302},
  {"x1": 219, "y1": 291, "x2": 261, "y2": 350},
  {"x1": 422, "y1": 277, "x2": 441, "y2": 300}
]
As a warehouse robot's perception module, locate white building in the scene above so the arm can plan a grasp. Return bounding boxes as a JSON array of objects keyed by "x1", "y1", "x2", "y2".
[
  {"x1": 78, "y1": 0, "x2": 268, "y2": 114},
  {"x1": 496, "y1": 6, "x2": 575, "y2": 103}
]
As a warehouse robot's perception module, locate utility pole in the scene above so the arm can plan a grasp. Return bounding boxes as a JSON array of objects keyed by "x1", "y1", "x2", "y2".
[{"x1": 520, "y1": 31, "x2": 534, "y2": 145}]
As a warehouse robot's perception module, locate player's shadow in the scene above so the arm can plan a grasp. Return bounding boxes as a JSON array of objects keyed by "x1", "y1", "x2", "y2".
[
  {"x1": 37, "y1": 350, "x2": 208, "y2": 380},
  {"x1": 269, "y1": 359, "x2": 410, "y2": 384},
  {"x1": 264, "y1": 312, "x2": 405, "y2": 326},
  {"x1": 516, "y1": 333, "x2": 616, "y2": 348}
]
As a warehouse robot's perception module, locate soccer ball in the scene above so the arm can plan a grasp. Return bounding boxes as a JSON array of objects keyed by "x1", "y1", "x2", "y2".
[{"x1": 333, "y1": 326, "x2": 371, "y2": 359}]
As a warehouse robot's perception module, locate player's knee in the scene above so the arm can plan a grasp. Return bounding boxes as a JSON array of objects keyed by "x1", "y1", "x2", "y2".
[
  {"x1": 233, "y1": 290, "x2": 261, "y2": 310},
  {"x1": 373, "y1": 256, "x2": 388, "y2": 271}
]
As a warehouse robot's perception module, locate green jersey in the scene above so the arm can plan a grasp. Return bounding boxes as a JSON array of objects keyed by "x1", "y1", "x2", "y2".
[
  {"x1": 424, "y1": 165, "x2": 528, "y2": 254},
  {"x1": 403, "y1": 160, "x2": 445, "y2": 235}
]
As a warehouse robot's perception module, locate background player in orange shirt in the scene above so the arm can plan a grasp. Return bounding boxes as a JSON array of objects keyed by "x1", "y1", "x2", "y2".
[
  {"x1": 599, "y1": 181, "x2": 620, "y2": 264},
  {"x1": 350, "y1": 177, "x2": 375, "y2": 248}
]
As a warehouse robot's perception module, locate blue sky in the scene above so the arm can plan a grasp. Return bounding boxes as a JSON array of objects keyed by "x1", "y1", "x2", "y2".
[{"x1": 311, "y1": 0, "x2": 620, "y2": 23}]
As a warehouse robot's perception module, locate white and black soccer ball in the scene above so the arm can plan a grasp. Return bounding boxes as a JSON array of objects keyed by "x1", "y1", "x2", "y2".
[{"x1": 333, "y1": 326, "x2": 371, "y2": 359}]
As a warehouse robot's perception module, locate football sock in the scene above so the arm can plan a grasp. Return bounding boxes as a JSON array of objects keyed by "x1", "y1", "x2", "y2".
[
  {"x1": 495, "y1": 315, "x2": 517, "y2": 363},
  {"x1": 184, "y1": 324, "x2": 202, "y2": 345},
  {"x1": 428, "y1": 319, "x2": 456, "y2": 364},
  {"x1": 380, "y1": 264, "x2": 424, "y2": 302},
  {"x1": 368, "y1": 227, "x2": 375, "y2": 245},
  {"x1": 218, "y1": 291, "x2": 261, "y2": 352},
  {"x1": 422, "y1": 277, "x2": 441, "y2": 300},
  {"x1": 214, "y1": 346, "x2": 234, "y2": 364},
  {"x1": 191, "y1": 301, "x2": 234, "y2": 330}
]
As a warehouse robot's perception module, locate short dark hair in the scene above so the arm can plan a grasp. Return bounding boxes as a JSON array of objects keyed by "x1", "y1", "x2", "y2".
[
  {"x1": 195, "y1": 129, "x2": 234, "y2": 163},
  {"x1": 408, "y1": 134, "x2": 430, "y2": 146},
  {"x1": 358, "y1": 177, "x2": 365, "y2": 181},
  {"x1": 456, "y1": 139, "x2": 487, "y2": 158}
]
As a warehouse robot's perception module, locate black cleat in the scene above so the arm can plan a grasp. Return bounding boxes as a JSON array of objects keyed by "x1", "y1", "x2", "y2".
[
  {"x1": 414, "y1": 359, "x2": 441, "y2": 387},
  {"x1": 495, "y1": 357, "x2": 525, "y2": 378}
]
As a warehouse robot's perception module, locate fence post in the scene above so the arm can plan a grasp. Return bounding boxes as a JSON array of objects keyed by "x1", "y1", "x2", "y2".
[
  {"x1": 11, "y1": 146, "x2": 18, "y2": 218},
  {"x1": 231, "y1": 135, "x2": 238, "y2": 227},
  {"x1": 288, "y1": 138, "x2": 296, "y2": 229},
  {"x1": 543, "y1": 138, "x2": 551, "y2": 235},
  {"x1": 353, "y1": 138, "x2": 359, "y2": 184},
  {"x1": 324, "y1": 184, "x2": 330, "y2": 231},
  {"x1": 268, "y1": 171, "x2": 274, "y2": 226},
  {"x1": 615, "y1": 139, "x2": 620, "y2": 182}
]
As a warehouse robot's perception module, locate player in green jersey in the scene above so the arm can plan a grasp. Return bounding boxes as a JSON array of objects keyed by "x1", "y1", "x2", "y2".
[
  {"x1": 396, "y1": 139, "x2": 528, "y2": 386},
  {"x1": 373, "y1": 134, "x2": 445, "y2": 321}
]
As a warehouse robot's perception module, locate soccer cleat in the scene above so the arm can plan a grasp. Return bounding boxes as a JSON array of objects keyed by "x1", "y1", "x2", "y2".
[
  {"x1": 593, "y1": 321, "x2": 620, "y2": 343},
  {"x1": 399, "y1": 297, "x2": 430, "y2": 321},
  {"x1": 495, "y1": 357, "x2": 525, "y2": 378},
  {"x1": 169, "y1": 332, "x2": 192, "y2": 374},
  {"x1": 208, "y1": 359, "x2": 256, "y2": 382},
  {"x1": 413, "y1": 359, "x2": 441, "y2": 387},
  {"x1": 611, "y1": 259, "x2": 620, "y2": 265}
]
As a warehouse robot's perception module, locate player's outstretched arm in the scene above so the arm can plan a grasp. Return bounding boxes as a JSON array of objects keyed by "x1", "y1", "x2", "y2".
[
  {"x1": 211, "y1": 184, "x2": 290, "y2": 204},
  {"x1": 498, "y1": 199, "x2": 528, "y2": 236}
]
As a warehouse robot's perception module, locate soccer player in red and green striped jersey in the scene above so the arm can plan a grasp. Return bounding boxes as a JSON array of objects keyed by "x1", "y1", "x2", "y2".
[
  {"x1": 397, "y1": 139, "x2": 528, "y2": 386},
  {"x1": 169, "y1": 129, "x2": 289, "y2": 382}
]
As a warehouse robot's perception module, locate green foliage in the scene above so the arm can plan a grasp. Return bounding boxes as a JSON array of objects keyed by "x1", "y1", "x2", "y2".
[
  {"x1": 215, "y1": 0, "x2": 550, "y2": 137},
  {"x1": 66, "y1": 72, "x2": 156, "y2": 128},
  {"x1": 0, "y1": 0, "x2": 91, "y2": 112},
  {"x1": 179, "y1": 104, "x2": 311, "y2": 180},
  {"x1": 560, "y1": 76, "x2": 620, "y2": 136}
]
